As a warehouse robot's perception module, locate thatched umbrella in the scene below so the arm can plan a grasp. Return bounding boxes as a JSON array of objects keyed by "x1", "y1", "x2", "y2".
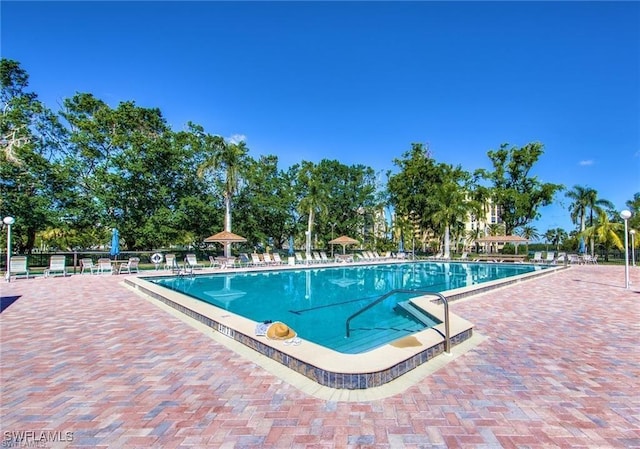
[
  {"x1": 204, "y1": 231, "x2": 247, "y2": 257},
  {"x1": 328, "y1": 235, "x2": 359, "y2": 254},
  {"x1": 204, "y1": 230, "x2": 247, "y2": 243}
]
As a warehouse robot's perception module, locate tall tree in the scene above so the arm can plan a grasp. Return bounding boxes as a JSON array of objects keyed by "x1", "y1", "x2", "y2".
[
  {"x1": 313, "y1": 159, "x2": 377, "y2": 246},
  {"x1": 476, "y1": 142, "x2": 564, "y2": 234},
  {"x1": 544, "y1": 227, "x2": 567, "y2": 252},
  {"x1": 388, "y1": 143, "x2": 441, "y2": 250},
  {"x1": 566, "y1": 185, "x2": 594, "y2": 232},
  {"x1": 429, "y1": 165, "x2": 473, "y2": 259},
  {"x1": 197, "y1": 134, "x2": 248, "y2": 257},
  {"x1": 583, "y1": 209, "x2": 624, "y2": 262},
  {"x1": 235, "y1": 155, "x2": 296, "y2": 250},
  {"x1": 0, "y1": 58, "x2": 66, "y2": 252},
  {"x1": 62, "y1": 95, "x2": 214, "y2": 250},
  {"x1": 296, "y1": 161, "x2": 328, "y2": 257},
  {"x1": 582, "y1": 190, "x2": 614, "y2": 257},
  {"x1": 518, "y1": 225, "x2": 540, "y2": 255}
]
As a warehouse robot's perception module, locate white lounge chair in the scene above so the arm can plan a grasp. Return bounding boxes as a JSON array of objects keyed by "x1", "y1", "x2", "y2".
[
  {"x1": 80, "y1": 258, "x2": 97, "y2": 275},
  {"x1": 119, "y1": 257, "x2": 140, "y2": 274},
  {"x1": 7, "y1": 255, "x2": 29, "y2": 279},
  {"x1": 251, "y1": 253, "x2": 266, "y2": 266},
  {"x1": 272, "y1": 253, "x2": 284, "y2": 265},
  {"x1": 531, "y1": 251, "x2": 543, "y2": 263},
  {"x1": 184, "y1": 254, "x2": 204, "y2": 270},
  {"x1": 164, "y1": 254, "x2": 179, "y2": 271},
  {"x1": 544, "y1": 252, "x2": 555, "y2": 264},
  {"x1": 44, "y1": 255, "x2": 67, "y2": 278},
  {"x1": 97, "y1": 258, "x2": 113, "y2": 275}
]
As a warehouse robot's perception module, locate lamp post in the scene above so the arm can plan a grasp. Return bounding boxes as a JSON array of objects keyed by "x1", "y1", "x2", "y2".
[
  {"x1": 630, "y1": 229, "x2": 636, "y2": 267},
  {"x1": 3, "y1": 216, "x2": 15, "y2": 283},
  {"x1": 620, "y1": 210, "x2": 631, "y2": 289}
]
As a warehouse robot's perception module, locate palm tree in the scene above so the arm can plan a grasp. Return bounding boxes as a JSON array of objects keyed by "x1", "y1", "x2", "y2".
[
  {"x1": 197, "y1": 135, "x2": 248, "y2": 257},
  {"x1": 583, "y1": 210, "x2": 624, "y2": 262},
  {"x1": 297, "y1": 162, "x2": 328, "y2": 257},
  {"x1": 566, "y1": 185, "x2": 593, "y2": 232},
  {"x1": 518, "y1": 225, "x2": 539, "y2": 255},
  {"x1": 431, "y1": 181, "x2": 472, "y2": 259},
  {"x1": 586, "y1": 193, "x2": 614, "y2": 257},
  {"x1": 544, "y1": 228, "x2": 567, "y2": 252}
]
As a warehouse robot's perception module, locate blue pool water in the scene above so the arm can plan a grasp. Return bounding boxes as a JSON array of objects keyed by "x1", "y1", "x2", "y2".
[{"x1": 149, "y1": 262, "x2": 546, "y2": 354}]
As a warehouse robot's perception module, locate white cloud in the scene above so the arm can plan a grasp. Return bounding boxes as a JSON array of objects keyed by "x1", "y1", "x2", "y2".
[
  {"x1": 578, "y1": 159, "x2": 594, "y2": 166},
  {"x1": 227, "y1": 134, "x2": 247, "y2": 144}
]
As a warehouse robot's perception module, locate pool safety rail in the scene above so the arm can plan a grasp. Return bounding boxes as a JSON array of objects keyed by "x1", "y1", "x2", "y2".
[{"x1": 346, "y1": 289, "x2": 450, "y2": 354}]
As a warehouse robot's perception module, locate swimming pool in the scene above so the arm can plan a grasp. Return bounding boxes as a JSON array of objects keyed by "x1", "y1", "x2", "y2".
[
  {"x1": 147, "y1": 261, "x2": 548, "y2": 354},
  {"x1": 128, "y1": 260, "x2": 558, "y2": 389}
]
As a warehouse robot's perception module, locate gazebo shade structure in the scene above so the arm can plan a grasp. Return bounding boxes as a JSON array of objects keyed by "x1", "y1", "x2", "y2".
[{"x1": 475, "y1": 235, "x2": 528, "y2": 254}]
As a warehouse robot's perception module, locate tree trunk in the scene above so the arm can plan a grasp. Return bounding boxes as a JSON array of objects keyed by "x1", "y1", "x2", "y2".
[{"x1": 224, "y1": 195, "x2": 232, "y2": 257}]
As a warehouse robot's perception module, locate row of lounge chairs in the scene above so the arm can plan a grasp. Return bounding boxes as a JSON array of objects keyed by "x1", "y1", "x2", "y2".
[
  {"x1": 4, "y1": 255, "x2": 140, "y2": 280},
  {"x1": 6, "y1": 255, "x2": 70, "y2": 279}
]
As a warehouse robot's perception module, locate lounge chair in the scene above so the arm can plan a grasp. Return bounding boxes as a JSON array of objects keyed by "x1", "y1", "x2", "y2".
[
  {"x1": 295, "y1": 252, "x2": 305, "y2": 264},
  {"x1": 263, "y1": 253, "x2": 276, "y2": 265},
  {"x1": 320, "y1": 251, "x2": 333, "y2": 263},
  {"x1": 568, "y1": 254, "x2": 582, "y2": 264},
  {"x1": 44, "y1": 255, "x2": 67, "y2": 278},
  {"x1": 530, "y1": 251, "x2": 543, "y2": 263},
  {"x1": 119, "y1": 257, "x2": 140, "y2": 274},
  {"x1": 251, "y1": 253, "x2": 266, "y2": 266},
  {"x1": 7, "y1": 255, "x2": 29, "y2": 279},
  {"x1": 80, "y1": 258, "x2": 97, "y2": 275},
  {"x1": 272, "y1": 253, "x2": 284, "y2": 265},
  {"x1": 184, "y1": 254, "x2": 204, "y2": 270},
  {"x1": 208, "y1": 255, "x2": 219, "y2": 268},
  {"x1": 97, "y1": 258, "x2": 113, "y2": 275},
  {"x1": 312, "y1": 252, "x2": 323, "y2": 263},
  {"x1": 164, "y1": 254, "x2": 179, "y2": 271},
  {"x1": 544, "y1": 252, "x2": 555, "y2": 264},
  {"x1": 236, "y1": 253, "x2": 251, "y2": 267}
]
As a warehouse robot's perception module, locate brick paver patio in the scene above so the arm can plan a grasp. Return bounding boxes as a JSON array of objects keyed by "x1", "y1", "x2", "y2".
[{"x1": 1, "y1": 264, "x2": 638, "y2": 448}]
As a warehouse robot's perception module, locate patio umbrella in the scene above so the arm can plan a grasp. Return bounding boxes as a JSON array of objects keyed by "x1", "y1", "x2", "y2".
[
  {"x1": 110, "y1": 228, "x2": 120, "y2": 260},
  {"x1": 328, "y1": 235, "x2": 359, "y2": 254},
  {"x1": 204, "y1": 230, "x2": 247, "y2": 257},
  {"x1": 578, "y1": 236, "x2": 586, "y2": 254},
  {"x1": 288, "y1": 235, "x2": 295, "y2": 256}
]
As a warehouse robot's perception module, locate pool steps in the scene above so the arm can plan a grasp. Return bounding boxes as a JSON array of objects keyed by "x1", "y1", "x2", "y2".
[{"x1": 395, "y1": 300, "x2": 440, "y2": 327}]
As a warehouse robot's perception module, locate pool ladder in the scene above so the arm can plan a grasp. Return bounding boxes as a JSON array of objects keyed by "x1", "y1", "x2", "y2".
[{"x1": 345, "y1": 289, "x2": 451, "y2": 354}]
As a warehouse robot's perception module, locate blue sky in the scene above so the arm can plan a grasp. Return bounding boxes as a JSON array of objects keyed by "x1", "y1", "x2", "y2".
[{"x1": 3, "y1": 1, "x2": 639, "y2": 236}]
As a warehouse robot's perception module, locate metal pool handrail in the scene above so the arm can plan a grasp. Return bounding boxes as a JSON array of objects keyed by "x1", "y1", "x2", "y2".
[{"x1": 345, "y1": 289, "x2": 450, "y2": 354}]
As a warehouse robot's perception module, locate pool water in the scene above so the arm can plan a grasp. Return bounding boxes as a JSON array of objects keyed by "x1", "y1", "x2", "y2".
[{"x1": 149, "y1": 262, "x2": 545, "y2": 354}]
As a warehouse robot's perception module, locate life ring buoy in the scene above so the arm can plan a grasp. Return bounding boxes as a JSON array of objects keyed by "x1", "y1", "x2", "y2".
[{"x1": 151, "y1": 253, "x2": 163, "y2": 264}]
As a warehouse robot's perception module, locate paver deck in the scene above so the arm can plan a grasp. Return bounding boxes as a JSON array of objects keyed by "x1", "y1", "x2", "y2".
[{"x1": 1, "y1": 264, "x2": 638, "y2": 448}]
